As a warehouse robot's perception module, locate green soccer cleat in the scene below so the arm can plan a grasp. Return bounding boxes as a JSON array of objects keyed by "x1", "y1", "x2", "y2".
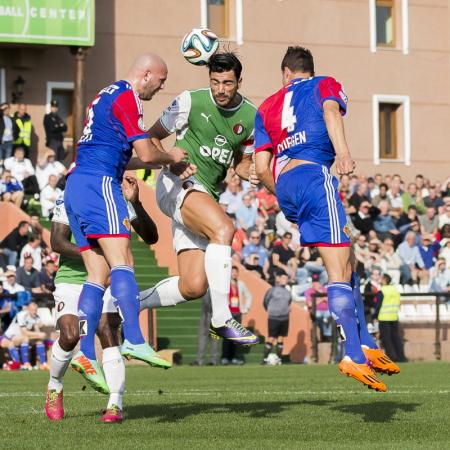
[
  {"x1": 120, "y1": 340, "x2": 172, "y2": 369},
  {"x1": 70, "y1": 351, "x2": 110, "y2": 395}
]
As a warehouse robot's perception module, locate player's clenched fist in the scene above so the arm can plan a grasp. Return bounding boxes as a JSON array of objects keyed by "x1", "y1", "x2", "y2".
[
  {"x1": 168, "y1": 146, "x2": 188, "y2": 164},
  {"x1": 170, "y1": 161, "x2": 197, "y2": 180},
  {"x1": 335, "y1": 154, "x2": 355, "y2": 175}
]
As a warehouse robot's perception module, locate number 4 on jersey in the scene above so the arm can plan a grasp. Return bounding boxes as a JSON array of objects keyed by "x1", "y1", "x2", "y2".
[{"x1": 281, "y1": 91, "x2": 297, "y2": 132}]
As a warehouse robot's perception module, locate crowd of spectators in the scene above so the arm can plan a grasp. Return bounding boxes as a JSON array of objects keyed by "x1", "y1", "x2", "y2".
[
  {"x1": 0, "y1": 101, "x2": 68, "y2": 218},
  {"x1": 220, "y1": 170, "x2": 450, "y2": 297}
]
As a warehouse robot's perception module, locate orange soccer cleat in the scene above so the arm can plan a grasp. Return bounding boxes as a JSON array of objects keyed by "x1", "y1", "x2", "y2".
[
  {"x1": 362, "y1": 346, "x2": 400, "y2": 376},
  {"x1": 339, "y1": 356, "x2": 387, "y2": 392}
]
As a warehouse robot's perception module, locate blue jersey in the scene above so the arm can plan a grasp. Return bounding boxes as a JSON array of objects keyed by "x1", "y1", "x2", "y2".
[
  {"x1": 254, "y1": 76, "x2": 347, "y2": 181},
  {"x1": 75, "y1": 80, "x2": 148, "y2": 180}
]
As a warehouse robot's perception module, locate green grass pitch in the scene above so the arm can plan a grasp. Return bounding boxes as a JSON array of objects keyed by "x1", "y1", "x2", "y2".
[{"x1": 1, "y1": 362, "x2": 449, "y2": 449}]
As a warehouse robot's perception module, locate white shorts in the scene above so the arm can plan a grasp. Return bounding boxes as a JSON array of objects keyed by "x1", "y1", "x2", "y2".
[
  {"x1": 53, "y1": 283, "x2": 117, "y2": 323},
  {"x1": 156, "y1": 168, "x2": 209, "y2": 253}
]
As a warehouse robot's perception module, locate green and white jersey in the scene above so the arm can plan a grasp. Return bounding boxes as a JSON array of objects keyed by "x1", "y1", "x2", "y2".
[
  {"x1": 160, "y1": 88, "x2": 256, "y2": 200},
  {"x1": 52, "y1": 194, "x2": 137, "y2": 285}
]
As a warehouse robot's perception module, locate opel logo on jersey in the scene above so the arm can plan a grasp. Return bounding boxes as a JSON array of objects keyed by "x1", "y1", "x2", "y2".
[
  {"x1": 233, "y1": 123, "x2": 244, "y2": 135},
  {"x1": 214, "y1": 135, "x2": 227, "y2": 147}
]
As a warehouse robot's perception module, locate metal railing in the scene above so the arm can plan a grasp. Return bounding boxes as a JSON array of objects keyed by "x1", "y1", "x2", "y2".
[{"x1": 309, "y1": 290, "x2": 450, "y2": 363}]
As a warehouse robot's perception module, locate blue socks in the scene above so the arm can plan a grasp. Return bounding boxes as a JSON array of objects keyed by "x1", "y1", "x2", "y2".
[
  {"x1": 9, "y1": 346, "x2": 20, "y2": 362},
  {"x1": 351, "y1": 272, "x2": 378, "y2": 350},
  {"x1": 78, "y1": 282, "x2": 105, "y2": 360},
  {"x1": 20, "y1": 343, "x2": 30, "y2": 364},
  {"x1": 327, "y1": 282, "x2": 366, "y2": 364},
  {"x1": 110, "y1": 266, "x2": 145, "y2": 345},
  {"x1": 36, "y1": 343, "x2": 47, "y2": 364}
]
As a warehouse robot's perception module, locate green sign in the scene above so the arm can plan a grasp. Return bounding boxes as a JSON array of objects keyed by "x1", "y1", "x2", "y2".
[{"x1": 0, "y1": 0, "x2": 95, "y2": 46}]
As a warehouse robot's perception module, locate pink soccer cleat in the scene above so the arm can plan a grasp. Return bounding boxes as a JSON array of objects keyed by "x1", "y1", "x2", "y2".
[
  {"x1": 45, "y1": 389, "x2": 64, "y2": 421},
  {"x1": 101, "y1": 405, "x2": 123, "y2": 423}
]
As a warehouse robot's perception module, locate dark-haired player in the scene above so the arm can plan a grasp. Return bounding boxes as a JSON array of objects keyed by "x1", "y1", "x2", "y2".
[
  {"x1": 140, "y1": 53, "x2": 259, "y2": 345},
  {"x1": 254, "y1": 46, "x2": 399, "y2": 391}
]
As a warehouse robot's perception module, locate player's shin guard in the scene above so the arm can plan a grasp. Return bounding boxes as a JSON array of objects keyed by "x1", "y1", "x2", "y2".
[
  {"x1": 8, "y1": 346, "x2": 20, "y2": 363},
  {"x1": 78, "y1": 282, "x2": 105, "y2": 360},
  {"x1": 110, "y1": 266, "x2": 144, "y2": 345},
  {"x1": 204, "y1": 244, "x2": 233, "y2": 327},
  {"x1": 139, "y1": 276, "x2": 187, "y2": 311},
  {"x1": 327, "y1": 282, "x2": 366, "y2": 364},
  {"x1": 36, "y1": 343, "x2": 47, "y2": 364},
  {"x1": 20, "y1": 343, "x2": 30, "y2": 364},
  {"x1": 103, "y1": 346, "x2": 125, "y2": 410},
  {"x1": 49, "y1": 339, "x2": 73, "y2": 392},
  {"x1": 351, "y1": 272, "x2": 378, "y2": 350}
]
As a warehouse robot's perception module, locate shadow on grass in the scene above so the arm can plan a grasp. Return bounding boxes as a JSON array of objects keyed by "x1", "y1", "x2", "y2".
[
  {"x1": 331, "y1": 401, "x2": 420, "y2": 423},
  {"x1": 126, "y1": 399, "x2": 336, "y2": 422}
]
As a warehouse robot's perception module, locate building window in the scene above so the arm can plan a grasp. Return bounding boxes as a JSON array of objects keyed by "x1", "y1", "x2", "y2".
[
  {"x1": 201, "y1": 0, "x2": 243, "y2": 44},
  {"x1": 207, "y1": 0, "x2": 229, "y2": 38},
  {"x1": 379, "y1": 103, "x2": 398, "y2": 158},
  {"x1": 376, "y1": 0, "x2": 395, "y2": 46},
  {"x1": 373, "y1": 95, "x2": 410, "y2": 165},
  {"x1": 369, "y1": 0, "x2": 408, "y2": 54}
]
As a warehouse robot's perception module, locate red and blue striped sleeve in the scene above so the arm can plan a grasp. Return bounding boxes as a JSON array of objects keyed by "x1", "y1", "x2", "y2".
[
  {"x1": 254, "y1": 110, "x2": 273, "y2": 153},
  {"x1": 318, "y1": 77, "x2": 348, "y2": 115},
  {"x1": 112, "y1": 90, "x2": 148, "y2": 142}
]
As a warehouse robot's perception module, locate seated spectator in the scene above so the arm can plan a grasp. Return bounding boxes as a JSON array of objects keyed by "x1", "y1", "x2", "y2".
[
  {"x1": 371, "y1": 183, "x2": 390, "y2": 208},
  {"x1": 4, "y1": 146, "x2": 39, "y2": 195},
  {"x1": 365, "y1": 239, "x2": 382, "y2": 274},
  {"x1": 243, "y1": 253, "x2": 265, "y2": 279},
  {"x1": 0, "y1": 170, "x2": 24, "y2": 207},
  {"x1": 348, "y1": 182, "x2": 369, "y2": 210},
  {"x1": 352, "y1": 201, "x2": 379, "y2": 237},
  {"x1": 275, "y1": 211, "x2": 300, "y2": 248},
  {"x1": 304, "y1": 273, "x2": 331, "y2": 341},
  {"x1": 353, "y1": 234, "x2": 370, "y2": 279},
  {"x1": 367, "y1": 176, "x2": 378, "y2": 199},
  {"x1": 0, "y1": 280, "x2": 12, "y2": 332},
  {"x1": 19, "y1": 234, "x2": 42, "y2": 271},
  {"x1": 419, "y1": 234, "x2": 439, "y2": 271},
  {"x1": 36, "y1": 149, "x2": 66, "y2": 191},
  {"x1": 241, "y1": 231, "x2": 268, "y2": 268},
  {"x1": 0, "y1": 220, "x2": 29, "y2": 269},
  {"x1": 424, "y1": 185, "x2": 444, "y2": 210},
  {"x1": 219, "y1": 174, "x2": 243, "y2": 215},
  {"x1": 401, "y1": 182, "x2": 426, "y2": 214},
  {"x1": 2, "y1": 269, "x2": 25, "y2": 294},
  {"x1": 387, "y1": 181, "x2": 404, "y2": 214},
  {"x1": 429, "y1": 257, "x2": 450, "y2": 292},
  {"x1": 16, "y1": 256, "x2": 42, "y2": 294},
  {"x1": 440, "y1": 238, "x2": 450, "y2": 269},
  {"x1": 255, "y1": 186, "x2": 279, "y2": 231},
  {"x1": 438, "y1": 202, "x2": 450, "y2": 229},
  {"x1": 236, "y1": 193, "x2": 258, "y2": 231},
  {"x1": 296, "y1": 247, "x2": 328, "y2": 285},
  {"x1": 415, "y1": 174, "x2": 429, "y2": 197},
  {"x1": 396, "y1": 231, "x2": 428, "y2": 285},
  {"x1": 269, "y1": 232, "x2": 298, "y2": 284},
  {"x1": 40, "y1": 174, "x2": 62, "y2": 217},
  {"x1": 440, "y1": 224, "x2": 450, "y2": 241},
  {"x1": 373, "y1": 201, "x2": 400, "y2": 241},
  {"x1": 40, "y1": 259, "x2": 56, "y2": 293},
  {"x1": 419, "y1": 207, "x2": 439, "y2": 235},
  {"x1": 380, "y1": 238, "x2": 402, "y2": 285}
]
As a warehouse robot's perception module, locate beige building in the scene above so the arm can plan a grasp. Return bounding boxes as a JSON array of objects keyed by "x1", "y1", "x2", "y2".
[{"x1": 0, "y1": 0, "x2": 449, "y2": 181}]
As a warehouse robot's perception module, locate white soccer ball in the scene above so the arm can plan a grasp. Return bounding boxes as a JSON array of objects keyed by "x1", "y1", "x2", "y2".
[
  {"x1": 266, "y1": 353, "x2": 282, "y2": 366},
  {"x1": 181, "y1": 28, "x2": 219, "y2": 66}
]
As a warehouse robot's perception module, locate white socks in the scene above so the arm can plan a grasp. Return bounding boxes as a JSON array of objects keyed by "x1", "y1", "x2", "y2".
[
  {"x1": 204, "y1": 243, "x2": 233, "y2": 327},
  {"x1": 48, "y1": 339, "x2": 74, "y2": 392},
  {"x1": 139, "y1": 276, "x2": 187, "y2": 311},
  {"x1": 102, "y1": 346, "x2": 125, "y2": 410}
]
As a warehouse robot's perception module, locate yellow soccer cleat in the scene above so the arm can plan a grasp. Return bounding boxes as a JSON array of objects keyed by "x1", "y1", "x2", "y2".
[
  {"x1": 362, "y1": 346, "x2": 400, "y2": 376},
  {"x1": 339, "y1": 356, "x2": 387, "y2": 392}
]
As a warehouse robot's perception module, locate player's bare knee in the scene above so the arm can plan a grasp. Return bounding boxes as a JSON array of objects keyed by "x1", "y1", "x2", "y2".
[
  {"x1": 211, "y1": 219, "x2": 234, "y2": 245},
  {"x1": 180, "y1": 277, "x2": 208, "y2": 300},
  {"x1": 60, "y1": 329, "x2": 80, "y2": 350}
]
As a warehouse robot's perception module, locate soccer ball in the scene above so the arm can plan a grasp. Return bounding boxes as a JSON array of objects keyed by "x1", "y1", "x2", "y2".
[
  {"x1": 266, "y1": 353, "x2": 282, "y2": 366},
  {"x1": 181, "y1": 28, "x2": 219, "y2": 66}
]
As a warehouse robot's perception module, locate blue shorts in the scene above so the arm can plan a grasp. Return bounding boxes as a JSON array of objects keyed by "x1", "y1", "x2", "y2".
[
  {"x1": 64, "y1": 172, "x2": 131, "y2": 251},
  {"x1": 276, "y1": 164, "x2": 351, "y2": 247}
]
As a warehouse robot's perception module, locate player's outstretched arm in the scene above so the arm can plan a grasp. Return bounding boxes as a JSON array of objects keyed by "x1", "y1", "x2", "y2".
[
  {"x1": 323, "y1": 100, "x2": 355, "y2": 175},
  {"x1": 123, "y1": 175, "x2": 158, "y2": 245},
  {"x1": 133, "y1": 137, "x2": 186, "y2": 166},
  {"x1": 255, "y1": 150, "x2": 276, "y2": 194},
  {"x1": 50, "y1": 222, "x2": 81, "y2": 260}
]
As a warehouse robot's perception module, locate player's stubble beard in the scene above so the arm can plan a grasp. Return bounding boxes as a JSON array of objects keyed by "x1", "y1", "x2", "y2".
[{"x1": 212, "y1": 89, "x2": 241, "y2": 109}]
